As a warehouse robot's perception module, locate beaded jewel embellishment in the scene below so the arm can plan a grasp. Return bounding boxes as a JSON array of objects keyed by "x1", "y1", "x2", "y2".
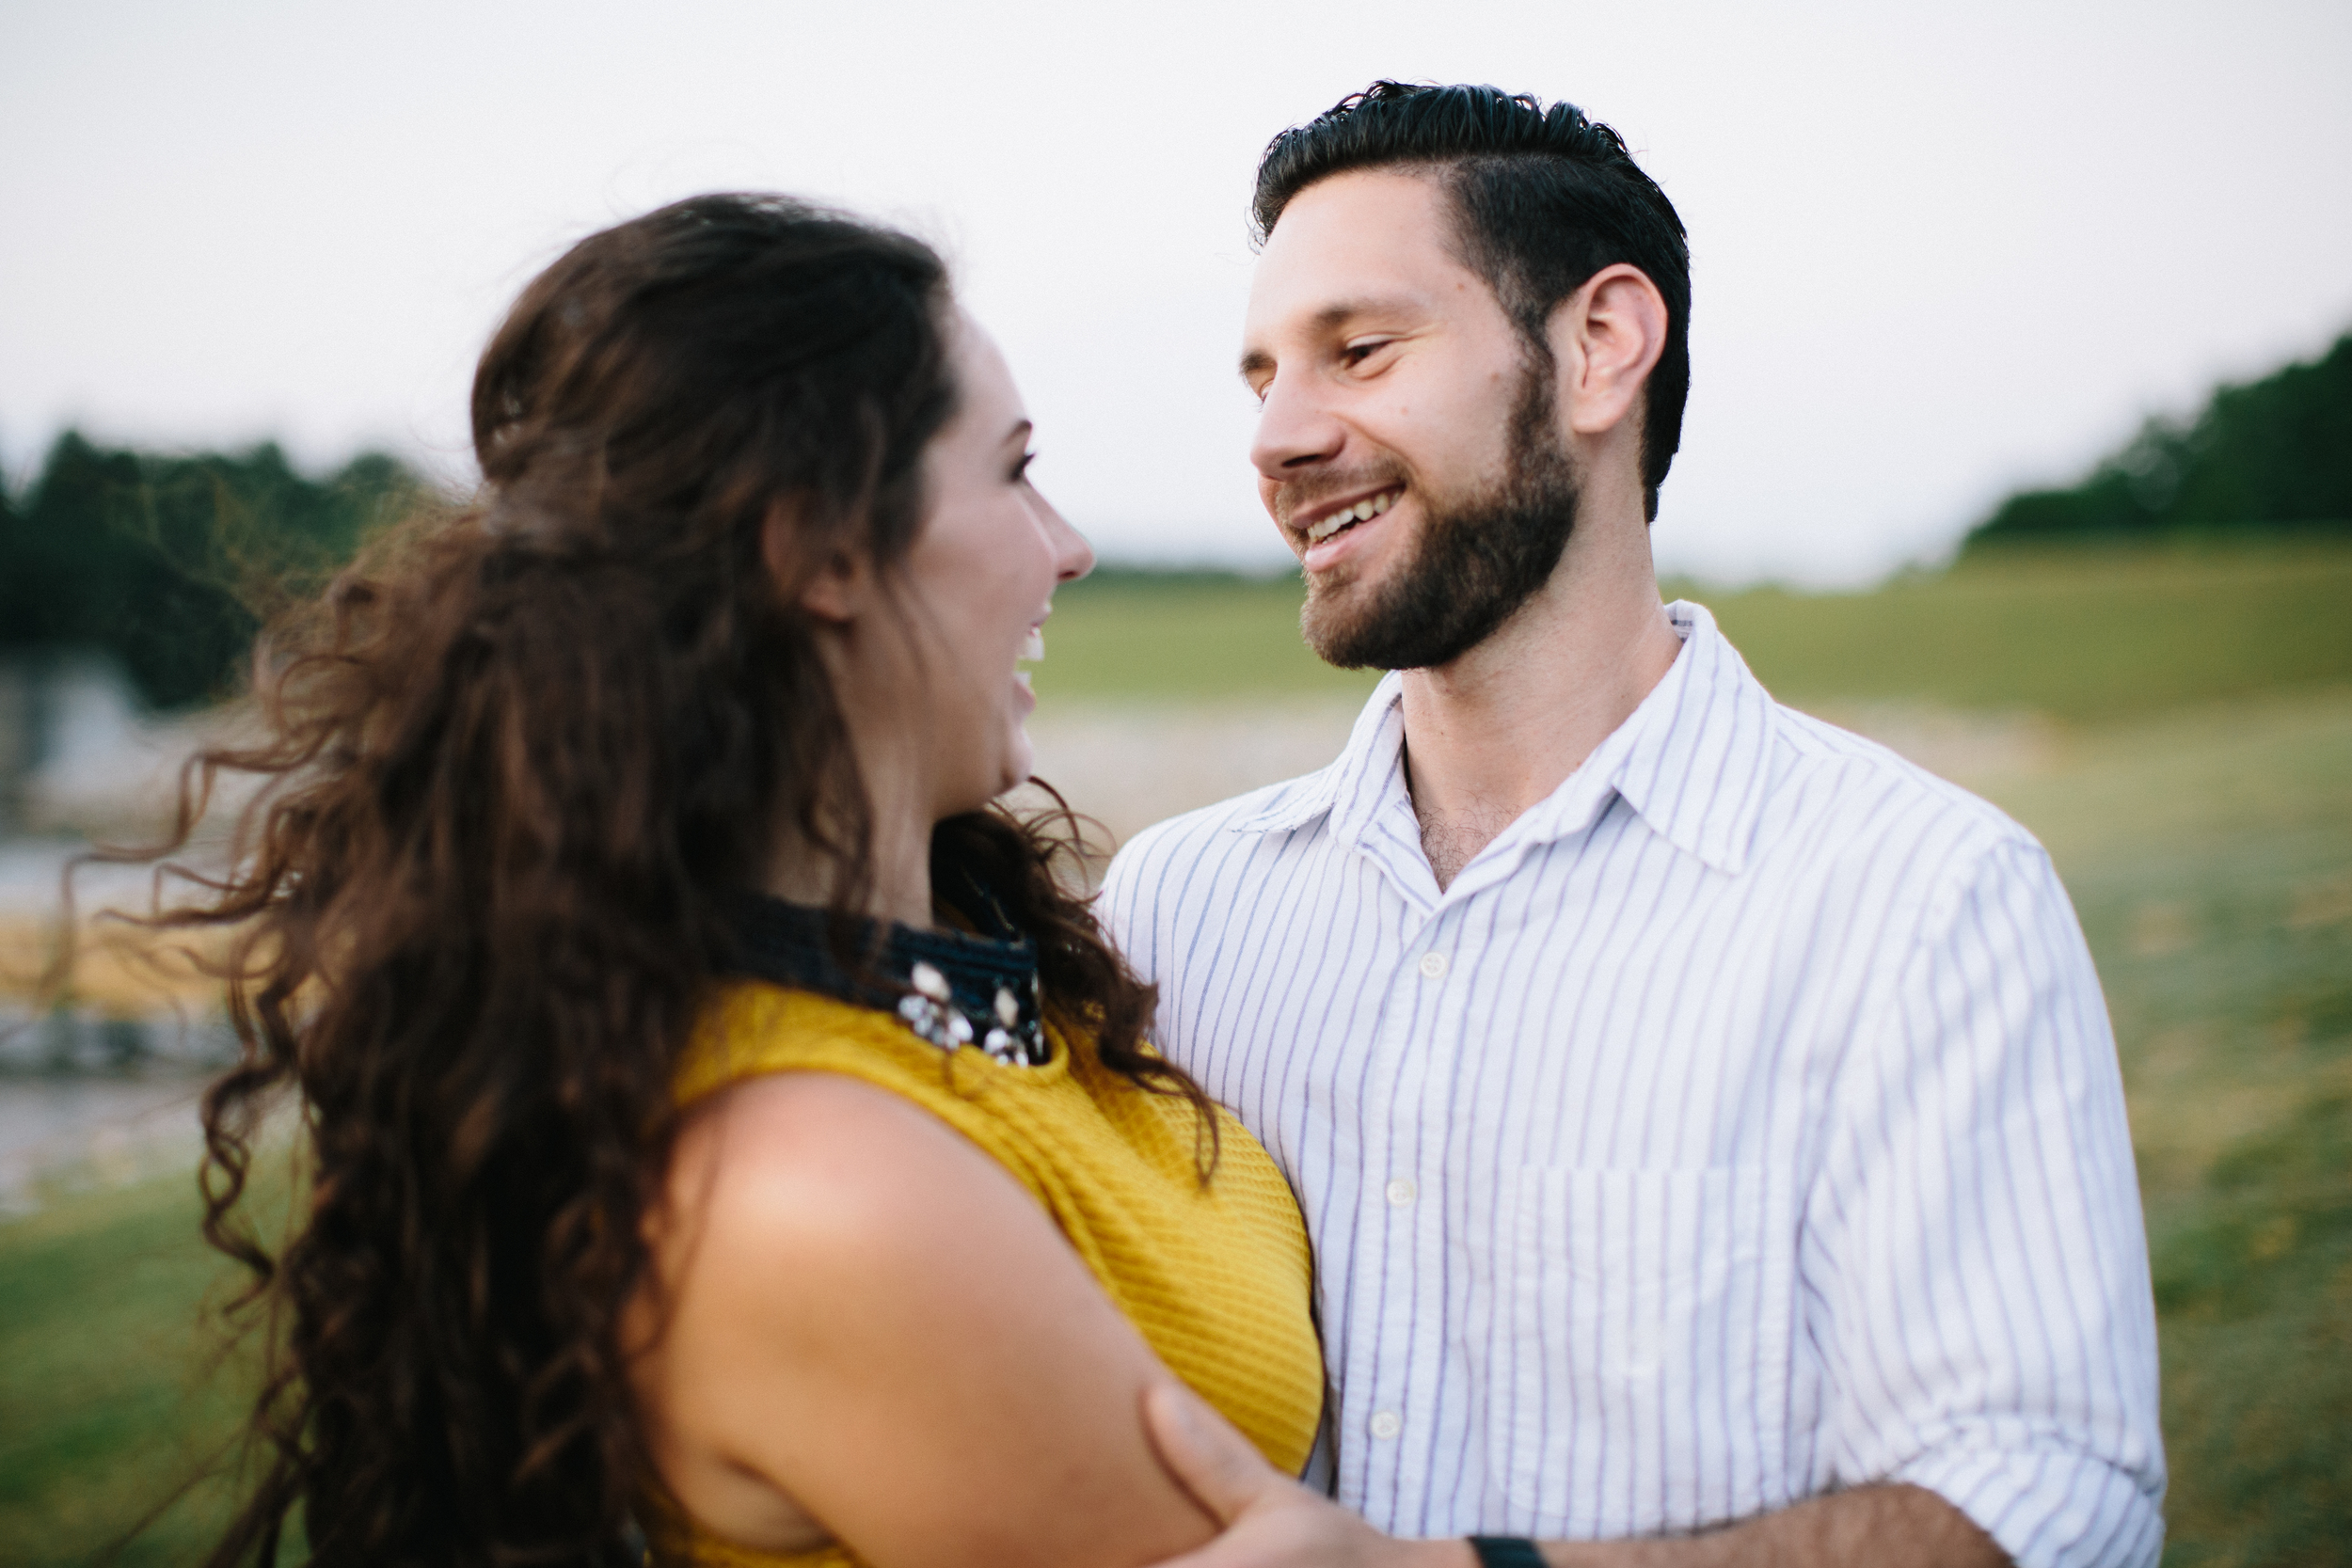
[{"x1": 898, "y1": 961, "x2": 1044, "y2": 1067}]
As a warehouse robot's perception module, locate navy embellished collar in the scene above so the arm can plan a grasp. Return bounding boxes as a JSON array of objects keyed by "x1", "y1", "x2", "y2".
[{"x1": 727, "y1": 892, "x2": 1048, "y2": 1067}]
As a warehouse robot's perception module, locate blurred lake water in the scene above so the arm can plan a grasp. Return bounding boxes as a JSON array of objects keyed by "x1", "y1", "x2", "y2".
[
  {"x1": 1, "y1": 836, "x2": 234, "y2": 1215},
  {"x1": 0, "y1": 1075, "x2": 206, "y2": 1217}
]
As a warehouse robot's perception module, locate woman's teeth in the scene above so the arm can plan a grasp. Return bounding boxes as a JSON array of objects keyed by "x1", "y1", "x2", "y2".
[
  {"x1": 1305, "y1": 488, "x2": 1399, "y2": 544},
  {"x1": 1021, "y1": 627, "x2": 1045, "y2": 662}
]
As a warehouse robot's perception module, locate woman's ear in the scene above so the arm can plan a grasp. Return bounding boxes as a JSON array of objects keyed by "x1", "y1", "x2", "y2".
[
  {"x1": 765, "y1": 499, "x2": 870, "y2": 625},
  {"x1": 798, "y1": 547, "x2": 871, "y2": 625}
]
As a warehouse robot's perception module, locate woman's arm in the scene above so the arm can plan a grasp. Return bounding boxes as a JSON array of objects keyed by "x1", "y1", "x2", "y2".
[{"x1": 630, "y1": 1071, "x2": 1220, "y2": 1568}]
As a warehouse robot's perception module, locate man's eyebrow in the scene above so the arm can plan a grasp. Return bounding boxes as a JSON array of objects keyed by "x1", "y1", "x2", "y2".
[{"x1": 1235, "y1": 297, "x2": 1417, "y2": 382}]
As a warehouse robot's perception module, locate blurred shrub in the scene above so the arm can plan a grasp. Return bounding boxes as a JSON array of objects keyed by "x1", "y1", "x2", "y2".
[
  {"x1": 0, "y1": 433, "x2": 421, "y2": 710},
  {"x1": 1965, "y1": 330, "x2": 2352, "y2": 548}
]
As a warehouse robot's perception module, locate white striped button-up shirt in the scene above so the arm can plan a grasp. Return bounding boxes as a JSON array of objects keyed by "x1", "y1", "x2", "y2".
[{"x1": 1100, "y1": 601, "x2": 2164, "y2": 1568}]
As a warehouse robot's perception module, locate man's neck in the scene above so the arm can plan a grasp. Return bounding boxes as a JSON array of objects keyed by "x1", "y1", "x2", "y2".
[{"x1": 1398, "y1": 521, "x2": 1683, "y2": 890}]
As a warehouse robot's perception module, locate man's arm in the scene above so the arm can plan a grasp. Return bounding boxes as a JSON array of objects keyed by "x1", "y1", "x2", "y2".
[
  {"x1": 1138, "y1": 1381, "x2": 2007, "y2": 1568},
  {"x1": 1541, "y1": 1486, "x2": 2006, "y2": 1568},
  {"x1": 1793, "y1": 837, "x2": 2163, "y2": 1565}
]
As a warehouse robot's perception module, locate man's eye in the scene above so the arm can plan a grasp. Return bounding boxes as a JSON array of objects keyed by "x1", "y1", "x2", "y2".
[{"x1": 1343, "y1": 341, "x2": 1390, "y2": 365}]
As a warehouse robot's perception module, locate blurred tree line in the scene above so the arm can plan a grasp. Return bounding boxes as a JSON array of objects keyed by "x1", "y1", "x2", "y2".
[
  {"x1": 0, "y1": 433, "x2": 421, "y2": 710},
  {"x1": 5, "y1": 325, "x2": 2345, "y2": 709},
  {"x1": 1965, "y1": 329, "x2": 2352, "y2": 549}
]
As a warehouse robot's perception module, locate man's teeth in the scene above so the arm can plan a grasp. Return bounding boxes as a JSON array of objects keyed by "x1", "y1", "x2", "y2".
[
  {"x1": 1021, "y1": 627, "x2": 1045, "y2": 662},
  {"x1": 1305, "y1": 489, "x2": 1398, "y2": 544}
]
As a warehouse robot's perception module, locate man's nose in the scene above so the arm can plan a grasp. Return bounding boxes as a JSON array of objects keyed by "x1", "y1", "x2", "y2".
[{"x1": 1249, "y1": 373, "x2": 1346, "y2": 483}]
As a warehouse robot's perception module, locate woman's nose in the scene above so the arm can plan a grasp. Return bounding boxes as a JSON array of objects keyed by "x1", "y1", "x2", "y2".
[{"x1": 1037, "y1": 492, "x2": 1094, "y2": 583}]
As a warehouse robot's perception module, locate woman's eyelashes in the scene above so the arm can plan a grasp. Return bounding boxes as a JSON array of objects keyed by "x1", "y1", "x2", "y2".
[{"x1": 1010, "y1": 450, "x2": 1037, "y2": 483}]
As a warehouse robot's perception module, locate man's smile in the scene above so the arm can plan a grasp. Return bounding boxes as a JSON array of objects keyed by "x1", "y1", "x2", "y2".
[{"x1": 1300, "y1": 485, "x2": 1402, "y2": 544}]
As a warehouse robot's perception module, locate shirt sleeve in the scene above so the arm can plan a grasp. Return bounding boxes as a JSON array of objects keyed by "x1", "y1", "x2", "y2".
[{"x1": 1804, "y1": 836, "x2": 2166, "y2": 1568}]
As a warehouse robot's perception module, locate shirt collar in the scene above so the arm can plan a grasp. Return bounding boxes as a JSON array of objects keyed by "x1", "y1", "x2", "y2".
[
  {"x1": 1579, "y1": 599, "x2": 1776, "y2": 876},
  {"x1": 1228, "y1": 669, "x2": 1406, "y2": 835},
  {"x1": 1227, "y1": 600, "x2": 1776, "y2": 879}
]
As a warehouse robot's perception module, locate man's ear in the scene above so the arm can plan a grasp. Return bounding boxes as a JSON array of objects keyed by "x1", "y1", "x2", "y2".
[
  {"x1": 1550, "y1": 262, "x2": 1668, "y2": 438},
  {"x1": 765, "y1": 499, "x2": 870, "y2": 625}
]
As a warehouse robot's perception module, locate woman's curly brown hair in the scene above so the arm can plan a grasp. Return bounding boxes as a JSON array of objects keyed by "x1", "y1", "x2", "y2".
[{"x1": 122, "y1": 193, "x2": 1212, "y2": 1566}]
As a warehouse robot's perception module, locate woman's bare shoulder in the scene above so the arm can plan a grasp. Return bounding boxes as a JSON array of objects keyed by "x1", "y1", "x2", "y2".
[
  {"x1": 672, "y1": 1070, "x2": 1009, "y2": 1259},
  {"x1": 636, "y1": 1070, "x2": 1216, "y2": 1568}
]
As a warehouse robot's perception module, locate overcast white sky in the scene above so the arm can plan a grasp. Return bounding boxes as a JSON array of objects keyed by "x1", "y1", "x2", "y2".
[{"x1": 4, "y1": 0, "x2": 2348, "y2": 584}]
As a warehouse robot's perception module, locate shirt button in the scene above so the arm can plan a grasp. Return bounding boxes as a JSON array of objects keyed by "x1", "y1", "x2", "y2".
[
  {"x1": 1417, "y1": 951, "x2": 1449, "y2": 979},
  {"x1": 1369, "y1": 1410, "x2": 1404, "y2": 1440},
  {"x1": 1385, "y1": 1179, "x2": 1417, "y2": 1208}
]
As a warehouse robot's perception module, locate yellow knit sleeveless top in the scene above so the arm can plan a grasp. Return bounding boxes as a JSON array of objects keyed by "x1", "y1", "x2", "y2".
[{"x1": 652, "y1": 982, "x2": 1325, "y2": 1568}]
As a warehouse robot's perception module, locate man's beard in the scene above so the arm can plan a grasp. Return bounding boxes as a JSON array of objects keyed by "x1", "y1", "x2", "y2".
[{"x1": 1300, "y1": 372, "x2": 1580, "y2": 673}]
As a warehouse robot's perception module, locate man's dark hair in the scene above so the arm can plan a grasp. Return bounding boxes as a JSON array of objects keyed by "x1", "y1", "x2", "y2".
[{"x1": 1253, "y1": 82, "x2": 1691, "y2": 521}]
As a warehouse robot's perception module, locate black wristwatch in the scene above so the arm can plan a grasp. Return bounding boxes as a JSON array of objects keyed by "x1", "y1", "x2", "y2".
[{"x1": 1468, "y1": 1539, "x2": 1546, "y2": 1568}]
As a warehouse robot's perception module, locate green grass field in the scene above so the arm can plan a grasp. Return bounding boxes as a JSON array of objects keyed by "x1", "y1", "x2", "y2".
[
  {"x1": 1031, "y1": 569, "x2": 1385, "y2": 705},
  {"x1": 0, "y1": 1172, "x2": 269, "y2": 1564},
  {"x1": 6, "y1": 541, "x2": 2348, "y2": 1564},
  {"x1": 1979, "y1": 693, "x2": 2352, "y2": 1563},
  {"x1": 1037, "y1": 541, "x2": 2352, "y2": 719}
]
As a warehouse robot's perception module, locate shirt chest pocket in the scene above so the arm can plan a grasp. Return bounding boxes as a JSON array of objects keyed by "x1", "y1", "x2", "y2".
[{"x1": 1483, "y1": 1164, "x2": 1793, "y2": 1535}]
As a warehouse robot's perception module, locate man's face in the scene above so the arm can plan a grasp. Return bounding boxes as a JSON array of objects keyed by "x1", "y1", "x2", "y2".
[{"x1": 1242, "y1": 168, "x2": 1579, "y2": 670}]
